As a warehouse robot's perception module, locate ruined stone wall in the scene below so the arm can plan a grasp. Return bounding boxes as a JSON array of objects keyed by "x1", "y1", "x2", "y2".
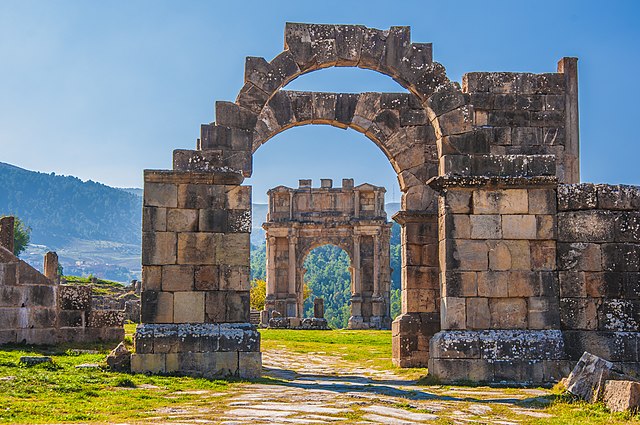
[
  {"x1": 0, "y1": 232, "x2": 124, "y2": 345},
  {"x1": 558, "y1": 184, "x2": 640, "y2": 375}
]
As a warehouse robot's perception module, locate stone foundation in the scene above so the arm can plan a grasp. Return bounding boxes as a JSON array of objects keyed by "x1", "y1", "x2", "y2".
[
  {"x1": 428, "y1": 330, "x2": 570, "y2": 384},
  {"x1": 268, "y1": 317, "x2": 330, "y2": 330},
  {"x1": 132, "y1": 323, "x2": 261, "y2": 378}
]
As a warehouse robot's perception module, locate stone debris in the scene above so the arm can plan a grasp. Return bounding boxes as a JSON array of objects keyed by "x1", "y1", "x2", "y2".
[
  {"x1": 602, "y1": 380, "x2": 640, "y2": 413},
  {"x1": 19, "y1": 356, "x2": 52, "y2": 365},
  {"x1": 106, "y1": 341, "x2": 131, "y2": 372},
  {"x1": 75, "y1": 363, "x2": 101, "y2": 369},
  {"x1": 565, "y1": 352, "x2": 629, "y2": 402}
]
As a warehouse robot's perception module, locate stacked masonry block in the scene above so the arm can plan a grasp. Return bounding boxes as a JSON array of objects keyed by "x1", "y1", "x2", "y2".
[
  {"x1": 133, "y1": 170, "x2": 260, "y2": 378},
  {"x1": 392, "y1": 212, "x2": 440, "y2": 367},
  {"x1": 428, "y1": 177, "x2": 567, "y2": 383},
  {"x1": 558, "y1": 184, "x2": 640, "y2": 377}
]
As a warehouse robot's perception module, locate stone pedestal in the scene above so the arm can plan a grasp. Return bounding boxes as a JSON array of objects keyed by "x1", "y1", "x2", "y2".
[
  {"x1": 428, "y1": 330, "x2": 569, "y2": 384},
  {"x1": 392, "y1": 312, "x2": 440, "y2": 367},
  {"x1": 132, "y1": 323, "x2": 261, "y2": 378}
]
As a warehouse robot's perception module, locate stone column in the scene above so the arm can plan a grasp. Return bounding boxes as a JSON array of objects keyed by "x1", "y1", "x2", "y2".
[
  {"x1": 354, "y1": 190, "x2": 360, "y2": 218},
  {"x1": 0, "y1": 216, "x2": 14, "y2": 254},
  {"x1": 348, "y1": 233, "x2": 363, "y2": 329},
  {"x1": 289, "y1": 192, "x2": 294, "y2": 219},
  {"x1": 266, "y1": 236, "x2": 277, "y2": 297},
  {"x1": 373, "y1": 233, "x2": 380, "y2": 297},
  {"x1": 287, "y1": 235, "x2": 297, "y2": 317},
  {"x1": 44, "y1": 251, "x2": 59, "y2": 283}
]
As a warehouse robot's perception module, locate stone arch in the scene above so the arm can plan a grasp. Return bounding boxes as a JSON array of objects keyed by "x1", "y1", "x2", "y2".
[
  {"x1": 262, "y1": 181, "x2": 392, "y2": 329},
  {"x1": 232, "y1": 23, "x2": 472, "y2": 142}
]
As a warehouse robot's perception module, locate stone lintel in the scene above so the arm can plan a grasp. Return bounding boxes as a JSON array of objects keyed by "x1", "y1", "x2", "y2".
[
  {"x1": 144, "y1": 169, "x2": 244, "y2": 185},
  {"x1": 427, "y1": 175, "x2": 558, "y2": 193},
  {"x1": 392, "y1": 211, "x2": 437, "y2": 225}
]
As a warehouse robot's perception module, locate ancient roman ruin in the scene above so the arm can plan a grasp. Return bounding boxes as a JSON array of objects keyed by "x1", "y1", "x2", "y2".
[
  {"x1": 0, "y1": 216, "x2": 125, "y2": 345},
  {"x1": 130, "y1": 22, "x2": 636, "y2": 383},
  {"x1": 262, "y1": 178, "x2": 392, "y2": 329}
]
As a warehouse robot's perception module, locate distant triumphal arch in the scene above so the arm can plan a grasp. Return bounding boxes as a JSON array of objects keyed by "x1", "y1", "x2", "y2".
[{"x1": 262, "y1": 178, "x2": 392, "y2": 329}]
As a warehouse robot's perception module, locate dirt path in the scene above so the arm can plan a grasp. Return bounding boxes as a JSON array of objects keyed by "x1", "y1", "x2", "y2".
[{"x1": 144, "y1": 349, "x2": 556, "y2": 424}]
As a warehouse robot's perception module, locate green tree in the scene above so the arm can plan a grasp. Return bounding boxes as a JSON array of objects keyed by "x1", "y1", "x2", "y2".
[
  {"x1": 250, "y1": 278, "x2": 267, "y2": 310},
  {"x1": 1, "y1": 215, "x2": 31, "y2": 256}
]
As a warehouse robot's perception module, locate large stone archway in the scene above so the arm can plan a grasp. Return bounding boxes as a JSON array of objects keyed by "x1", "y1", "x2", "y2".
[
  {"x1": 262, "y1": 179, "x2": 392, "y2": 329},
  {"x1": 133, "y1": 23, "x2": 606, "y2": 385}
]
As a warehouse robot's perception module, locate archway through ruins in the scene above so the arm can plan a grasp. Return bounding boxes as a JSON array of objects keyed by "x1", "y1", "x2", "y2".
[
  {"x1": 301, "y1": 244, "x2": 351, "y2": 329},
  {"x1": 261, "y1": 179, "x2": 392, "y2": 330}
]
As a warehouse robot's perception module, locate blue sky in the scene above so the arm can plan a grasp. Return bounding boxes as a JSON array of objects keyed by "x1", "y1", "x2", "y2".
[{"x1": 0, "y1": 1, "x2": 638, "y2": 203}]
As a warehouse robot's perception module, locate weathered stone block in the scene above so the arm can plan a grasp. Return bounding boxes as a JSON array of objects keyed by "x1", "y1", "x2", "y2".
[
  {"x1": 508, "y1": 271, "x2": 541, "y2": 297},
  {"x1": 528, "y1": 189, "x2": 557, "y2": 215},
  {"x1": 473, "y1": 189, "x2": 528, "y2": 215},
  {"x1": 615, "y1": 212, "x2": 640, "y2": 242},
  {"x1": 0, "y1": 263, "x2": 17, "y2": 286},
  {"x1": 502, "y1": 215, "x2": 537, "y2": 239},
  {"x1": 226, "y1": 186, "x2": 251, "y2": 210},
  {"x1": 144, "y1": 182, "x2": 178, "y2": 208},
  {"x1": 142, "y1": 266, "x2": 162, "y2": 291},
  {"x1": 178, "y1": 184, "x2": 225, "y2": 210},
  {"x1": 166, "y1": 209, "x2": 198, "y2": 232},
  {"x1": 219, "y1": 265, "x2": 250, "y2": 291},
  {"x1": 558, "y1": 211, "x2": 615, "y2": 243},
  {"x1": 217, "y1": 233, "x2": 250, "y2": 267},
  {"x1": 227, "y1": 209, "x2": 252, "y2": 233},
  {"x1": 559, "y1": 271, "x2": 587, "y2": 297},
  {"x1": 489, "y1": 298, "x2": 527, "y2": 329},
  {"x1": 528, "y1": 297, "x2": 560, "y2": 329},
  {"x1": 87, "y1": 310, "x2": 124, "y2": 328},
  {"x1": 601, "y1": 243, "x2": 640, "y2": 272},
  {"x1": 177, "y1": 233, "x2": 219, "y2": 265},
  {"x1": 470, "y1": 215, "x2": 501, "y2": 239},
  {"x1": 466, "y1": 298, "x2": 490, "y2": 330},
  {"x1": 444, "y1": 190, "x2": 472, "y2": 214},
  {"x1": 557, "y1": 184, "x2": 597, "y2": 211},
  {"x1": 141, "y1": 291, "x2": 174, "y2": 323},
  {"x1": 143, "y1": 207, "x2": 167, "y2": 232},
  {"x1": 597, "y1": 184, "x2": 640, "y2": 211},
  {"x1": 441, "y1": 271, "x2": 477, "y2": 297},
  {"x1": 198, "y1": 209, "x2": 227, "y2": 233},
  {"x1": 477, "y1": 271, "x2": 509, "y2": 297},
  {"x1": 603, "y1": 380, "x2": 640, "y2": 412},
  {"x1": 58, "y1": 310, "x2": 84, "y2": 327},
  {"x1": 451, "y1": 239, "x2": 488, "y2": 271},
  {"x1": 441, "y1": 297, "x2": 466, "y2": 330},
  {"x1": 26, "y1": 285, "x2": 56, "y2": 307},
  {"x1": 195, "y1": 265, "x2": 219, "y2": 291},
  {"x1": 559, "y1": 298, "x2": 598, "y2": 330},
  {"x1": 173, "y1": 291, "x2": 205, "y2": 323},
  {"x1": 58, "y1": 285, "x2": 91, "y2": 310},
  {"x1": 530, "y1": 240, "x2": 556, "y2": 270},
  {"x1": 238, "y1": 352, "x2": 262, "y2": 379},
  {"x1": 131, "y1": 353, "x2": 166, "y2": 374},
  {"x1": 162, "y1": 265, "x2": 194, "y2": 292},
  {"x1": 142, "y1": 232, "x2": 177, "y2": 265},
  {"x1": 557, "y1": 242, "x2": 602, "y2": 271}
]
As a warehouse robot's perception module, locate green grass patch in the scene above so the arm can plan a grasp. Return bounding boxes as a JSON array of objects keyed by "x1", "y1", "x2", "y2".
[{"x1": 0, "y1": 343, "x2": 235, "y2": 424}]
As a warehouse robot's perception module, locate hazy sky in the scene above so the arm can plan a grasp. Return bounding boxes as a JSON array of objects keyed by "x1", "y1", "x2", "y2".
[{"x1": 0, "y1": 1, "x2": 639, "y2": 203}]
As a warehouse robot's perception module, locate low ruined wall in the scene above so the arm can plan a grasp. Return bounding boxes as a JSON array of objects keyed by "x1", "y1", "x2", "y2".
[
  {"x1": 0, "y1": 245, "x2": 124, "y2": 345},
  {"x1": 557, "y1": 184, "x2": 640, "y2": 375}
]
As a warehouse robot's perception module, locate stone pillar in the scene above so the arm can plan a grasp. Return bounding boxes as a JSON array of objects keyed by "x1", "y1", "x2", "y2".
[
  {"x1": 391, "y1": 211, "x2": 441, "y2": 367},
  {"x1": 348, "y1": 233, "x2": 363, "y2": 328},
  {"x1": 289, "y1": 192, "x2": 294, "y2": 219},
  {"x1": 314, "y1": 298, "x2": 324, "y2": 319},
  {"x1": 354, "y1": 190, "x2": 360, "y2": 218},
  {"x1": 286, "y1": 234, "x2": 297, "y2": 317},
  {"x1": 373, "y1": 233, "x2": 380, "y2": 297},
  {"x1": 0, "y1": 216, "x2": 14, "y2": 254},
  {"x1": 427, "y1": 176, "x2": 564, "y2": 384},
  {"x1": 265, "y1": 235, "x2": 276, "y2": 312},
  {"x1": 558, "y1": 57, "x2": 579, "y2": 184},
  {"x1": 43, "y1": 251, "x2": 59, "y2": 283},
  {"x1": 132, "y1": 170, "x2": 260, "y2": 379}
]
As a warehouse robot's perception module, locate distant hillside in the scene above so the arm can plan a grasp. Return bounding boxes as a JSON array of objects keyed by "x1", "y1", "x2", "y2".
[{"x1": 0, "y1": 162, "x2": 141, "y2": 247}]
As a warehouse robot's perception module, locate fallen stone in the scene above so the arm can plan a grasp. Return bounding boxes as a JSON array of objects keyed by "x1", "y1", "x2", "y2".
[
  {"x1": 603, "y1": 380, "x2": 640, "y2": 413},
  {"x1": 106, "y1": 341, "x2": 131, "y2": 372},
  {"x1": 75, "y1": 363, "x2": 101, "y2": 369},
  {"x1": 19, "y1": 356, "x2": 52, "y2": 366},
  {"x1": 565, "y1": 352, "x2": 628, "y2": 402}
]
